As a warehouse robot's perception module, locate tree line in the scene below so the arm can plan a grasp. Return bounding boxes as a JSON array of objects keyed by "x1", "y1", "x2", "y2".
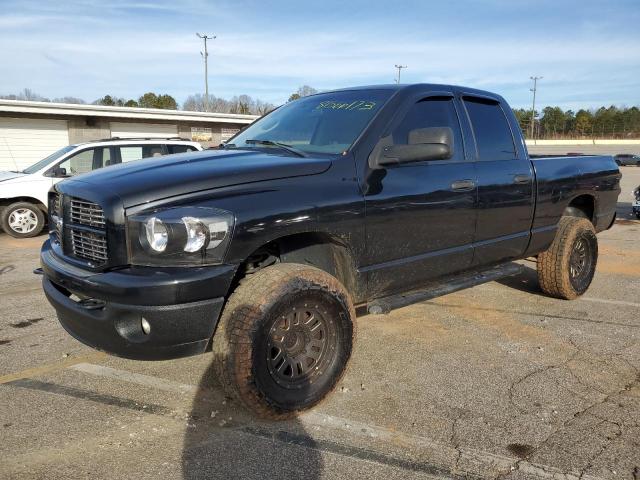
[
  {"x1": 6, "y1": 87, "x2": 637, "y2": 138},
  {"x1": 0, "y1": 88, "x2": 277, "y2": 115},
  {"x1": 513, "y1": 105, "x2": 640, "y2": 139},
  {"x1": 0, "y1": 85, "x2": 319, "y2": 116}
]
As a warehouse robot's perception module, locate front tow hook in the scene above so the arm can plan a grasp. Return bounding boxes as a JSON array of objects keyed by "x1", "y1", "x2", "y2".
[{"x1": 33, "y1": 267, "x2": 44, "y2": 275}]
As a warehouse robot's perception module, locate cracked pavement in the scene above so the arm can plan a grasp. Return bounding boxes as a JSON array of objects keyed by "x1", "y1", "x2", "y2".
[{"x1": 0, "y1": 167, "x2": 639, "y2": 479}]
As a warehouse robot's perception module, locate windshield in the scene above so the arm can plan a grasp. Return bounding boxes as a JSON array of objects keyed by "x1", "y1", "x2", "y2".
[
  {"x1": 229, "y1": 89, "x2": 393, "y2": 155},
  {"x1": 22, "y1": 145, "x2": 76, "y2": 174}
]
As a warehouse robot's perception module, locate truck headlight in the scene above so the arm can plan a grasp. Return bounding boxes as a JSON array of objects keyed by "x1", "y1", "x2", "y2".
[
  {"x1": 128, "y1": 207, "x2": 234, "y2": 266},
  {"x1": 145, "y1": 217, "x2": 169, "y2": 252}
]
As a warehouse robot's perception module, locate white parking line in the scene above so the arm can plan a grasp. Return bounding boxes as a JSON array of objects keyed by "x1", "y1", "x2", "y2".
[
  {"x1": 71, "y1": 363, "x2": 197, "y2": 394},
  {"x1": 71, "y1": 362, "x2": 607, "y2": 480},
  {"x1": 580, "y1": 297, "x2": 640, "y2": 308}
]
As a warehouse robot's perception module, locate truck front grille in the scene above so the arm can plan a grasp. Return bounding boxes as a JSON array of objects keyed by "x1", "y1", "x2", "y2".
[
  {"x1": 49, "y1": 192, "x2": 63, "y2": 245},
  {"x1": 70, "y1": 199, "x2": 105, "y2": 228},
  {"x1": 49, "y1": 194, "x2": 109, "y2": 267},
  {"x1": 71, "y1": 229, "x2": 108, "y2": 264}
]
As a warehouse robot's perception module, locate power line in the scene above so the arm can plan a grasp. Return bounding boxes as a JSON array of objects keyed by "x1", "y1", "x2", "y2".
[
  {"x1": 196, "y1": 33, "x2": 216, "y2": 111},
  {"x1": 529, "y1": 76, "x2": 542, "y2": 139},
  {"x1": 395, "y1": 65, "x2": 407, "y2": 84}
]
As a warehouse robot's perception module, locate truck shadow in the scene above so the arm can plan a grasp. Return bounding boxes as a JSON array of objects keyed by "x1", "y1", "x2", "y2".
[
  {"x1": 181, "y1": 360, "x2": 323, "y2": 479},
  {"x1": 495, "y1": 263, "x2": 543, "y2": 295},
  {"x1": 181, "y1": 304, "x2": 324, "y2": 480}
]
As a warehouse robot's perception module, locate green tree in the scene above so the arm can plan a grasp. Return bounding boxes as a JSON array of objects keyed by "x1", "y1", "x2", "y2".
[
  {"x1": 96, "y1": 95, "x2": 116, "y2": 106},
  {"x1": 137, "y1": 92, "x2": 159, "y2": 108},
  {"x1": 540, "y1": 106, "x2": 568, "y2": 138},
  {"x1": 574, "y1": 110, "x2": 593, "y2": 137},
  {"x1": 136, "y1": 92, "x2": 177, "y2": 109},
  {"x1": 512, "y1": 109, "x2": 537, "y2": 138},
  {"x1": 124, "y1": 99, "x2": 139, "y2": 107},
  {"x1": 156, "y1": 94, "x2": 177, "y2": 110},
  {"x1": 288, "y1": 85, "x2": 318, "y2": 102}
]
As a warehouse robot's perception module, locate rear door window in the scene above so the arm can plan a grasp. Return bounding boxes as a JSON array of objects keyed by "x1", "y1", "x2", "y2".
[
  {"x1": 463, "y1": 98, "x2": 516, "y2": 161},
  {"x1": 119, "y1": 145, "x2": 165, "y2": 163},
  {"x1": 168, "y1": 144, "x2": 198, "y2": 154}
]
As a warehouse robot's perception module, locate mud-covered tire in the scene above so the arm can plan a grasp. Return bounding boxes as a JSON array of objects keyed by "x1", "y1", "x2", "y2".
[
  {"x1": 0, "y1": 202, "x2": 45, "y2": 238},
  {"x1": 537, "y1": 217, "x2": 598, "y2": 300},
  {"x1": 211, "y1": 263, "x2": 355, "y2": 419}
]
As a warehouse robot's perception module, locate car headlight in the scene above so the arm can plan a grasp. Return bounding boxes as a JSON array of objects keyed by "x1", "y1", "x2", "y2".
[{"x1": 127, "y1": 206, "x2": 234, "y2": 266}]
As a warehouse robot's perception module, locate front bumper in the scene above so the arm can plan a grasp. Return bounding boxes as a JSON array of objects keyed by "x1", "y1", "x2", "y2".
[{"x1": 40, "y1": 240, "x2": 236, "y2": 360}]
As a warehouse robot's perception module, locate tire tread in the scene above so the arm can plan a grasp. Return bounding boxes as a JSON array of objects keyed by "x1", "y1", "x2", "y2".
[
  {"x1": 537, "y1": 217, "x2": 597, "y2": 300},
  {"x1": 211, "y1": 263, "x2": 355, "y2": 420}
]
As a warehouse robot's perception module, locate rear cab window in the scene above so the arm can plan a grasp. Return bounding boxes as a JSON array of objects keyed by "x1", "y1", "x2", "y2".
[{"x1": 463, "y1": 97, "x2": 516, "y2": 161}]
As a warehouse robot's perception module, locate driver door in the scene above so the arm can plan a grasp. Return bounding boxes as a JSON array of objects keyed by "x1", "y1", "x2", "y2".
[{"x1": 363, "y1": 94, "x2": 478, "y2": 298}]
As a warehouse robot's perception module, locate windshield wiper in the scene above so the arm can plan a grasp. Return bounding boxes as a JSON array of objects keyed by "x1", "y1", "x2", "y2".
[{"x1": 244, "y1": 139, "x2": 307, "y2": 157}]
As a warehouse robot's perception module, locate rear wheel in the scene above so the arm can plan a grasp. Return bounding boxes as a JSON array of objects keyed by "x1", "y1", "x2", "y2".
[
  {"x1": 212, "y1": 263, "x2": 355, "y2": 419},
  {"x1": 1, "y1": 202, "x2": 45, "y2": 238},
  {"x1": 537, "y1": 217, "x2": 598, "y2": 299}
]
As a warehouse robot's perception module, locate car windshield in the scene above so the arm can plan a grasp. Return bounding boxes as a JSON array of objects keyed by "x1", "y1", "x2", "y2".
[
  {"x1": 228, "y1": 89, "x2": 393, "y2": 156},
  {"x1": 22, "y1": 145, "x2": 76, "y2": 174}
]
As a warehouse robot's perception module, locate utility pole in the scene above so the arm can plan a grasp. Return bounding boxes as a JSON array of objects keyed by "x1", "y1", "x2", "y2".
[
  {"x1": 529, "y1": 76, "x2": 542, "y2": 139},
  {"x1": 395, "y1": 64, "x2": 407, "y2": 84},
  {"x1": 196, "y1": 33, "x2": 216, "y2": 111}
]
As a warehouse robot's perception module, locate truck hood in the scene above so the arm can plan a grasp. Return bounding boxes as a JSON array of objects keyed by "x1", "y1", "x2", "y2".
[
  {"x1": 0, "y1": 171, "x2": 27, "y2": 183},
  {"x1": 67, "y1": 149, "x2": 332, "y2": 208}
]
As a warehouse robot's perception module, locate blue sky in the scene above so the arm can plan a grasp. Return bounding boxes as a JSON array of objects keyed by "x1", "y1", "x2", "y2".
[{"x1": 0, "y1": 0, "x2": 638, "y2": 110}]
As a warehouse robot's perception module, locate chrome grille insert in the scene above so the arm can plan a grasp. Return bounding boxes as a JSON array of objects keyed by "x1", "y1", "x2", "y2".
[
  {"x1": 70, "y1": 199, "x2": 105, "y2": 228},
  {"x1": 71, "y1": 229, "x2": 108, "y2": 265},
  {"x1": 49, "y1": 193, "x2": 63, "y2": 245}
]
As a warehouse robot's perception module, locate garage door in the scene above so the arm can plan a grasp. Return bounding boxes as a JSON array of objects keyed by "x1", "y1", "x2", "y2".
[
  {"x1": 110, "y1": 122, "x2": 178, "y2": 139},
  {"x1": 0, "y1": 118, "x2": 69, "y2": 171}
]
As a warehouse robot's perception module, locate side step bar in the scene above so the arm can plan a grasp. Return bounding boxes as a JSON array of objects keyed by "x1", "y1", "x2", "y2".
[{"x1": 366, "y1": 262, "x2": 524, "y2": 315}]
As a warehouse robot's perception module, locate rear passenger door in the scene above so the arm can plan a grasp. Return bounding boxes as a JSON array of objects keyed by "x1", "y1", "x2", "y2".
[
  {"x1": 364, "y1": 94, "x2": 477, "y2": 297},
  {"x1": 462, "y1": 96, "x2": 534, "y2": 265}
]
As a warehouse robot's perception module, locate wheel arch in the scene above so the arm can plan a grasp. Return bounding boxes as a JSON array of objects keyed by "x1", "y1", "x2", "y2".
[
  {"x1": 234, "y1": 231, "x2": 364, "y2": 303},
  {"x1": 0, "y1": 197, "x2": 48, "y2": 212},
  {"x1": 564, "y1": 194, "x2": 595, "y2": 224}
]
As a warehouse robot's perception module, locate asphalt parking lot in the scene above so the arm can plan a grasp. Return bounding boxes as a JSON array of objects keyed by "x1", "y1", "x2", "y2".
[{"x1": 1, "y1": 168, "x2": 639, "y2": 480}]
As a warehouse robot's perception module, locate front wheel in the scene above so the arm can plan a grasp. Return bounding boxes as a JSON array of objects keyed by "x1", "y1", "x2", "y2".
[
  {"x1": 537, "y1": 217, "x2": 598, "y2": 299},
  {"x1": 212, "y1": 263, "x2": 355, "y2": 419},
  {"x1": 1, "y1": 202, "x2": 45, "y2": 238}
]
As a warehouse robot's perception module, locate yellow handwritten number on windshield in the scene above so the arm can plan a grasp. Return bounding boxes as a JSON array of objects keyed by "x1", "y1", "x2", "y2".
[{"x1": 315, "y1": 100, "x2": 376, "y2": 111}]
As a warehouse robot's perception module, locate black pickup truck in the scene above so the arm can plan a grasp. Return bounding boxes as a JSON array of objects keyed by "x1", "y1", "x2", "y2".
[{"x1": 40, "y1": 84, "x2": 621, "y2": 418}]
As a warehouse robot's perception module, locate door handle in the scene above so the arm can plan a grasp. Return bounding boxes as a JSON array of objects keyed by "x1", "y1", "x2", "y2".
[
  {"x1": 450, "y1": 179, "x2": 476, "y2": 192},
  {"x1": 513, "y1": 174, "x2": 532, "y2": 184}
]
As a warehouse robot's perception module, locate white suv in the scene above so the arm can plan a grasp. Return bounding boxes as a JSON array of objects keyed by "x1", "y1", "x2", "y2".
[{"x1": 0, "y1": 138, "x2": 203, "y2": 238}]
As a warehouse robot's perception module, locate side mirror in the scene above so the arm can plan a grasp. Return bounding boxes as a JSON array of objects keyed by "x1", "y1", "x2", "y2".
[
  {"x1": 50, "y1": 166, "x2": 68, "y2": 178},
  {"x1": 372, "y1": 127, "x2": 454, "y2": 167}
]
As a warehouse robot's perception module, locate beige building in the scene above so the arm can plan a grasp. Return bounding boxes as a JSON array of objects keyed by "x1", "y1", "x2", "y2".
[{"x1": 0, "y1": 99, "x2": 258, "y2": 171}]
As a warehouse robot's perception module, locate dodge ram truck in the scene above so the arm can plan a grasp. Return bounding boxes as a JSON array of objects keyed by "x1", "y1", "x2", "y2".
[{"x1": 39, "y1": 84, "x2": 621, "y2": 418}]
